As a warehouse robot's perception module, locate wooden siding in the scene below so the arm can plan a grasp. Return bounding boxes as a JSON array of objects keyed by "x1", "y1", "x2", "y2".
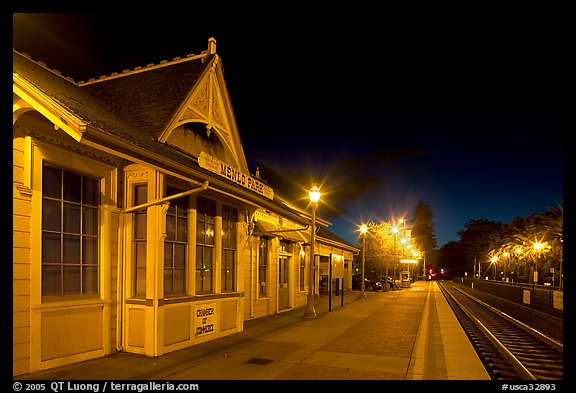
[{"x1": 13, "y1": 134, "x2": 31, "y2": 376}]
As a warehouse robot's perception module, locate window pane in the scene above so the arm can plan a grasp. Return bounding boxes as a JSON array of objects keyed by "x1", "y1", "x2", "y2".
[
  {"x1": 135, "y1": 268, "x2": 146, "y2": 296},
  {"x1": 42, "y1": 232, "x2": 61, "y2": 263},
  {"x1": 82, "y1": 236, "x2": 98, "y2": 265},
  {"x1": 196, "y1": 247, "x2": 203, "y2": 270},
  {"x1": 195, "y1": 271, "x2": 203, "y2": 293},
  {"x1": 134, "y1": 185, "x2": 147, "y2": 205},
  {"x1": 63, "y1": 171, "x2": 82, "y2": 202},
  {"x1": 221, "y1": 229, "x2": 228, "y2": 248},
  {"x1": 63, "y1": 265, "x2": 81, "y2": 294},
  {"x1": 42, "y1": 199, "x2": 61, "y2": 231},
  {"x1": 135, "y1": 242, "x2": 147, "y2": 268},
  {"x1": 177, "y1": 217, "x2": 187, "y2": 242},
  {"x1": 82, "y1": 266, "x2": 98, "y2": 294},
  {"x1": 166, "y1": 215, "x2": 176, "y2": 241},
  {"x1": 164, "y1": 243, "x2": 173, "y2": 268},
  {"x1": 222, "y1": 250, "x2": 235, "y2": 291},
  {"x1": 229, "y1": 227, "x2": 236, "y2": 248},
  {"x1": 198, "y1": 197, "x2": 215, "y2": 219},
  {"x1": 42, "y1": 265, "x2": 61, "y2": 296},
  {"x1": 174, "y1": 268, "x2": 185, "y2": 294},
  {"x1": 82, "y1": 206, "x2": 98, "y2": 236},
  {"x1": 42, "y1": 165, "x2": 61, "y2": 198},
  {"x1": 164, "y1": 270, "x2": 173, "y2": 295},
  {"x1": 203, "y1": 247, "x2": 212, "y2": 269},
  {"x1": 134, "y1": 212, "x2": 147, "y2": 239},
  {"x1": 203, "y1": 269, "x2": 212, "y2": 292},
  {"x1": 196, "y1": 246, "x2": 212, "y2": 293},
  {"x1": 63, "y1": 234, "x2": 80, "y2": 263},
  {"x1": 205, "y1": 223, "x2": 215, "y2": 245},
  {"x1": 174, "y1": 244, "x2": 186, "y2": 267},
  {"x1": 196, "y1": 222, "x2": 204, "y2": 244},
  {"x1": 63, "y1": 202, "x2": 81, "y2": 233},
  {"x1": 82, "y1": 176, "x2": 99, "y2": 206}
]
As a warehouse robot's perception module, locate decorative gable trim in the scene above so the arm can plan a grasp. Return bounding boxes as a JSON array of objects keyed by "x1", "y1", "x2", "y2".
[
  {"x1": 13, "y1": 74, "x2": 87, "y2": 142},
  {"x1": 159, "y1": 55, "x2": 248, "y2": 172}
]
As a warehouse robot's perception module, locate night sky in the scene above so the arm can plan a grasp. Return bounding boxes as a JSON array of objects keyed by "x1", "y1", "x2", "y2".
[{"x1": 12, "y1": 11, "x2": 565, "y2": 248}]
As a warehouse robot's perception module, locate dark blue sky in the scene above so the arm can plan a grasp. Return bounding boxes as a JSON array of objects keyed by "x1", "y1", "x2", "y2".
[{"x1": 12, "y1": 12, "x2": 565, "y2": 248}]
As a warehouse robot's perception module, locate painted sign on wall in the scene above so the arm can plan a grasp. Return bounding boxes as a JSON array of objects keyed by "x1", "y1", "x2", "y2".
[{"x1": 195, "y1": 303, "x2": 217, "y2": 336}]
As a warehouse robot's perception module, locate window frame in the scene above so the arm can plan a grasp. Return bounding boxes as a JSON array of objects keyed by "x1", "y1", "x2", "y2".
[
  {"x1": 220, "y1": 204, "x2": 238, "y2": 292},
  {"x1": 40, "y1": 163, "x2": 101, "y2": 299},
  {"x1": 163, "y1": 186, "x2": 189, "y2": 297},
  {"x1": 31, "y1": 141, "x2": 115, "y2": 306},
  {"x1": 258, "y1": 236, "x2": 270, "y2": 297},
  {"x1": 195, "y1": 196, "x2": 216, "y2": 294},
  {"x1": 131, "y1": 183, "x2": 148, "y2": 298}
]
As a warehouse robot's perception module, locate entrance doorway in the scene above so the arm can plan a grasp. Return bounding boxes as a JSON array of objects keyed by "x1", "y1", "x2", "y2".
[{"x1": 278, "y1": 256, "x2": 290, "y2": 310}]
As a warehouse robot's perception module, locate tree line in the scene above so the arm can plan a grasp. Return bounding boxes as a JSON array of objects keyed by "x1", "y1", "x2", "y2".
[
  {"x1": 439, "y1": 203, "x2": 563, "y2": 287},
  {"x1": 354, "y1": 200, "x2": 563, "y2": 288}
]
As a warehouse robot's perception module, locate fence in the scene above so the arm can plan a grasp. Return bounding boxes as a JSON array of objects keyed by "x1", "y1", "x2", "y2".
[{"x1": 454, "y1": 277, "x2": 563, "y2": 319}]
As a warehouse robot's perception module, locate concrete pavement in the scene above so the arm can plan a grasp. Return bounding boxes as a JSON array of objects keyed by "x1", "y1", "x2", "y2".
[{"x1": 16, "y1": 281, "x2": 490, "y2": 381}]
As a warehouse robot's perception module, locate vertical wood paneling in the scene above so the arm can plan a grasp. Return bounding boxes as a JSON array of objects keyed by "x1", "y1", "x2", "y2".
[
  {"x1": 41, "y1": 307, "x2": 103, "y2": 361},
  {"x1": 128, "y1": 308, "x2": 145, "y2": 348}
]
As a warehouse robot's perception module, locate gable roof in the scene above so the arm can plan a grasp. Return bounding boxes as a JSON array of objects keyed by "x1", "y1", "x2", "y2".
[
  {"x1": 13, "y1": 49, "x2": 191, "y2": 165},
  {"x1": 80, "y1": 55, "x2": 209, "y2": 143},
  {"x1": 317, "y1": 226, "x2": 359, "y2": 251},
  {"x1": 13, "y1": 41, "x2": 331, "y2": 229}
]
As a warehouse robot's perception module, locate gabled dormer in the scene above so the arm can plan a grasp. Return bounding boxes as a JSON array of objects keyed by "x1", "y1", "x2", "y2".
[
  {"x1": 159, "y1": 39, "x2": 248, "y2": 172},
  {"x1": 81, "y1": 38, "x2": 248, "y2": 173}
]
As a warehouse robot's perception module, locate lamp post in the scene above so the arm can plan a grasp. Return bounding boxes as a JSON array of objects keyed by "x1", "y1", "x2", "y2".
[
  {"x1": 304, "y1": 186, "x2": 321, "y2": 319},
  {"x1": 360, "y1": 224, "x2": 367, "y2": 299},
  {"x1": 392, "y1": 224, "x2": 398, "y2": 288}
]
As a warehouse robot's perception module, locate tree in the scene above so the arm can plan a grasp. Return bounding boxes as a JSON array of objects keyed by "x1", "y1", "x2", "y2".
[
  {"x1": 444, "y1": 202, "x2": 563, "y2": 286},
  {"x1": 362, "y1": 221, "x2": 397, "y2": 281},
  {"x1": 457, "y1": 219, "x2": 503, "y2": 277},
  {"x1": 411, "y1": 200, "x2": 438, "y2": 266},
  {"x1": 439, "y1": 240, "x2": 467, "y2": 277}
]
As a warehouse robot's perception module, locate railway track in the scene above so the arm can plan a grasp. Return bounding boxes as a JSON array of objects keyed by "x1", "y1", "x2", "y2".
[{"x1": 437, "y1": 281, "x2": 563, "y2": 380}]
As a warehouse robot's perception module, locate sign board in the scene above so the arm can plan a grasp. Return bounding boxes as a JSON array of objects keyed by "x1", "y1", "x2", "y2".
[
  {"x1": 533, "y1": 271, "x2": 538, "y2": 283},
  {"x1": 553, "y1": 290, "x2": 563, "y2": 310},
  {"x1": 331, "y1": 254, "x2": 345, "y2": 279},
  {"x1": 522, "y1": 290, "x2": 531, "y2": 305},
  {"x1": 195, "y1": 303, "x2": 216, "y2": 337},
  {"x1": 400, "y1": 259, "x2": 418, "y2": 264},
  {"x1": 198, "y1": 152, "x2": 274, "y2": 199}
]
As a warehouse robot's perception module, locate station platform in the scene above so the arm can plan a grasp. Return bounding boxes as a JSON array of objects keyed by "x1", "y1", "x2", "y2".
[{"x1": 16, "y1": 281, "x2": 490, "y2": 381}]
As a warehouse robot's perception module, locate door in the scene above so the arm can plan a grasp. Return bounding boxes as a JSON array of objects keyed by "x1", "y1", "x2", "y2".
[{"x1": 278, "y1": 256, "x2": 290, "y2": 310}]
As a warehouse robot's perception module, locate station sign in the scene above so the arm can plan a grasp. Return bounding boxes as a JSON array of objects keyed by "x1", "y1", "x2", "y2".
[{"x1": 198, "y1": 151, "x2": 274, "y2": 199}]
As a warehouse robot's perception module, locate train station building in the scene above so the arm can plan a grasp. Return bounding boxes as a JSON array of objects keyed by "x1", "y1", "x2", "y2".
[{"x1": 13, "y1": 38, "x2": 359, "y2": 376}]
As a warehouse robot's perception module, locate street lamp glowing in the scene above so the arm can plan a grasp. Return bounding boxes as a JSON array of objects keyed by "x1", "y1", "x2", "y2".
[
  {"x1": 359, "y1": 223, "x2": 368, "y2": 299},
  {"x1": 533, "y1": 242, "x2": 543, "y2": 251},
  {"x1": 304, "y1": 186, "x2": 321, "y2": 319},
  {"x1": 309, "y1": 186, "x2": 321, "y2": 203}
]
